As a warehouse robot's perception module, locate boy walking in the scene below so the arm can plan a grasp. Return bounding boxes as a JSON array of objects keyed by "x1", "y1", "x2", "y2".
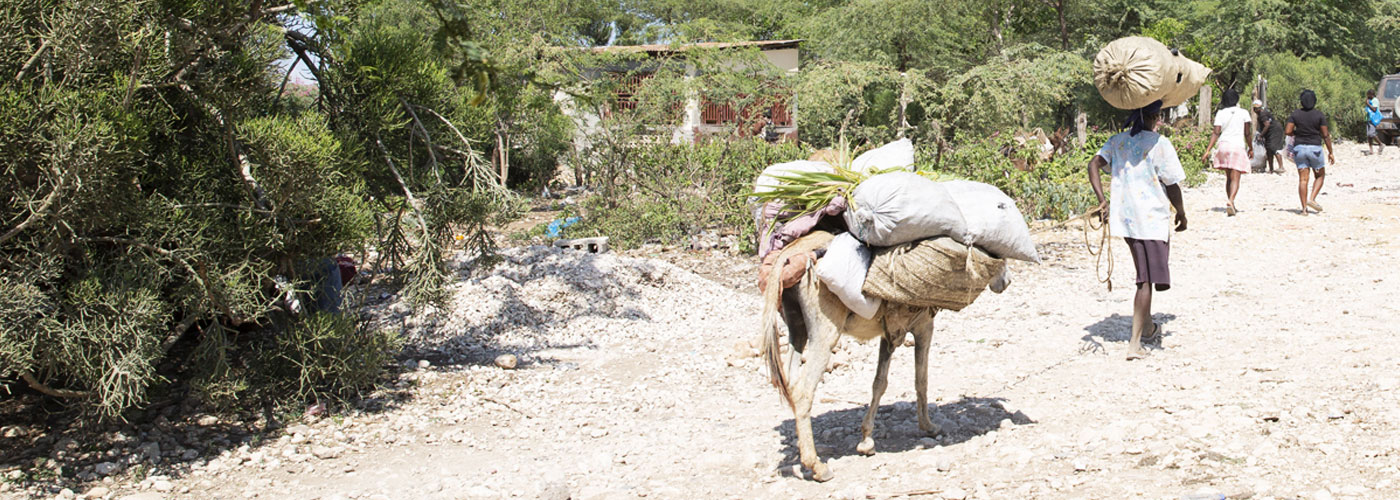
[
  {"x1": 1087, "y1": 100, "x2": 1189, "y2": 360},
  {"x1": 1365, "y1": 90, "x2": 1385, "y2": 155}
]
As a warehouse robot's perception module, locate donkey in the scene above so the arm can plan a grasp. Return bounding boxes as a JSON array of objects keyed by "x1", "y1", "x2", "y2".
[{"x1": 759, "y1": 231, "x2": 941, "y2": 482}]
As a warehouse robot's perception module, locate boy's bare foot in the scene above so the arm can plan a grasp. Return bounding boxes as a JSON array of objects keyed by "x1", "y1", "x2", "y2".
[
  {"x1": 1125, "y1": 346, "x2": 1149, "y2": 360},
  {"x1": 1307, "y1": 201, "x2": 1323, "y2": 212}
]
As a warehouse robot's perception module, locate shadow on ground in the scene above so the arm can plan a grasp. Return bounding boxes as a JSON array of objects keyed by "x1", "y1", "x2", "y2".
[
  {"x1": 771, "y1": 396, "x2": 1035, "y2": 478},
  {"x1": 1080, "y1": 313, "x2": 1177, "y2": 354},
  {"x1": 373, "y1": 247, "x2": 660, "y2": 371}
]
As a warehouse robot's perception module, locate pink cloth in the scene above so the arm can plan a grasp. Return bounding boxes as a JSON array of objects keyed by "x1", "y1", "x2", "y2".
[
  {"x1": 754, "y1": 197, "x2": 848, "y2": 259},
  {"x1": 1213, "y1": 148, "x2": 1250, "y2": 173}
]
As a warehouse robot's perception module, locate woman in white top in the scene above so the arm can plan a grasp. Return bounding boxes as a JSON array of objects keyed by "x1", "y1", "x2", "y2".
[{"x1": 1201, "y1": 89, "x2": 1253, "y2": 216}]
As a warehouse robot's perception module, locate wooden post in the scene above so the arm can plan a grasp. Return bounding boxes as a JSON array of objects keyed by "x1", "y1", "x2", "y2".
[
  {"x1": 1074, "y1": 111, "x2": 1087, "y2": 148},
  {"x1": 1259, "y1": 76, "x2": 1268, "y2": 109},
  {"x1": 1198, "y1": 86, "x2": 1212, "y2": 128}
]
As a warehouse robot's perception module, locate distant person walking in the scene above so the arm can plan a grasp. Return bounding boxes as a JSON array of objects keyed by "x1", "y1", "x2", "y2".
[
  {"x1": 1253, "y1": 99, "x2": 1286, "y2": 174},
  {"x1": 1202, "y1": 89, "x2": 1252, "y2": 216},
  {"x1": 1287, "y1": 89, "x2": 1335, "y2": 215},
  {"x1": 1365, "y1": 90, "x2": 1385, "y2": 155},
  {"x1": 1087, "y1": 100, "x2": 1188, "y2": 360}
]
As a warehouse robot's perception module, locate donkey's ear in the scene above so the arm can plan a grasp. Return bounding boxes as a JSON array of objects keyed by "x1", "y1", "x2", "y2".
[{"x1": 989, "y1": 267, "x2": 1012, "y2": 294}]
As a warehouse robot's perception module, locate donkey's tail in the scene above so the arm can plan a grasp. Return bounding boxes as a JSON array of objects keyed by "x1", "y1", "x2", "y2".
[{"x1": 760, "y1": 231, "x2": 834, "y2": 410}]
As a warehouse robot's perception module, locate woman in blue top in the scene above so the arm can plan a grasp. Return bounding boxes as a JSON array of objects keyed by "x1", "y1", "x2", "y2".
[{"x1": 1365, "y1": 90, "x2": 1384, "y2": 155}]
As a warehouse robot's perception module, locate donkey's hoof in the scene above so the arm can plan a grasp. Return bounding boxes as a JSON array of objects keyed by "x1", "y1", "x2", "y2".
[
  {"x1": 919, "y1": 421, "x2": 943, "y2": 437},
  {"x1": 810, "y1": 463, "x2": 834, "y2": 482},
  {"x1": 856, "y1": 437, "x2": 876, "y2": 456}
]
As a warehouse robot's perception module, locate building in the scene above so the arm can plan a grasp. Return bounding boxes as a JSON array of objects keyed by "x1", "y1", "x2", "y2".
[{"x1": 557, "y1": 40, "x2": 801, "y2": 145}]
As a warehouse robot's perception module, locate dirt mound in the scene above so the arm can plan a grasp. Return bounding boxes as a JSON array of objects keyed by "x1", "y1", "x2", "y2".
[{"x1": 371, "y1": 246, "x2": 754, "y2": 365}]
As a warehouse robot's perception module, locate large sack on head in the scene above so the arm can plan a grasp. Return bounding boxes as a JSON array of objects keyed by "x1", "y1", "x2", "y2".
[
  {"x1": 1158, "y1": 56, "x2": 1211, "y2": 107},
  {"x1": 844, "y1": 172, "x2": 967, "y2": 247},
  {"x1": 1094, "y1": 37, "x2": 1175, "y2": 110},
  {"x1": 862, "y1": 237, "x2": 1005, "y2": 311},
  {"x1": 754, "y1": 160, "x2": 835, "y2": 194},
  {"x1": 850, "y1": 138, "x2": 916, "y2": 174},
  {"x1": 814, "y1": 232, "x2": 882, "y2": 319},
  {"x1": 939, "y1": 180, "x2": 1040, "y2": 263}
]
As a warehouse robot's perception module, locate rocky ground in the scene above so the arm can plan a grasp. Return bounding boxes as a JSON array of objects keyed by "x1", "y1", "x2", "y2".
[{"x1": 4, "y1": 142, "x2": 1400, "y2": 500}]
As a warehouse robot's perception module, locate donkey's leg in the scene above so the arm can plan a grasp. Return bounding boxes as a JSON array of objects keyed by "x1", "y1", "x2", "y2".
[
  {"x1": 856, "y1": 335, "x2": 897, "y2": 455},
  {"x1": 790, "y1": 286, "x2": 843, "y2": 482},
  {"x1": 791, "y1": 324, "x2": 839, "y2": 481},
  {"x1": 781, "y1": 290, "x2": 809, "y2": 382},
  {"x1": 912, "y1": 312, "x2": 941, "y2": 436}
]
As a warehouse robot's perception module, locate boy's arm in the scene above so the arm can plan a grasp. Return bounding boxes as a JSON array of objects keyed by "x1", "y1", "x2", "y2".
[
  {"x1": 1088, "y1": 154, "x2": 1108, "y2": 222},
  {"x1": 1164, "y1": 183, "x2": 1187, "y2": 232}
]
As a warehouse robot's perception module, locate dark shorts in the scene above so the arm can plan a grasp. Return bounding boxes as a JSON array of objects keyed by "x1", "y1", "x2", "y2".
[
  {"x1": 1367, "y1": 123, "x2": 1378, "y2": 138},
  {"x1": 1124, "y1": 238, "x2": 1170, "y2": 291}
]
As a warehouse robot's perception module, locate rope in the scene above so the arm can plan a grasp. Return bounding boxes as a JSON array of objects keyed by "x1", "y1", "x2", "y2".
[
  {"x1": 1031, "y1": 205, "x2": 1113, "y2": 292},
  {"x1": 1082, "y1": 205, "x2": 1114, "y2": 292}
]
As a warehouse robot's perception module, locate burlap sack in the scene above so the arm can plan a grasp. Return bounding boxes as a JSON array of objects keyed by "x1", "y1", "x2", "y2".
[
  {"x1": 1158, "y1": 57, "x2": 1211, "y2": 107},
  {"x1": 1094, "y1": 37, "x2": 1174, "y2": 110},
  {"x1": 1095, "y1": 36, "x2": 1211, "y2": 110},
  {"x1": 862, "y1": 237, "x2": 1005, "y2": 312}
]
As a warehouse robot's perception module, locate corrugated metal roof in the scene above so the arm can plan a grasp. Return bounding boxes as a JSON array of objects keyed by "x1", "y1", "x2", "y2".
[{"x1": 587, "y1": 39, "x2": 802, "y2": 54}]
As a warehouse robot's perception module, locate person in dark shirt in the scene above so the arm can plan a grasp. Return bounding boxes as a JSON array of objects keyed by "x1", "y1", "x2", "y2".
[
  {"x1": 1285, "y1": 89, "x2": 1334, "y2": 215},
  {"x1": 1252, "y1": 100, "x2": 1286, "y2": 174},
  {"x1": 1365, "y1": 90, "x2": 1385, "y2": 155}
]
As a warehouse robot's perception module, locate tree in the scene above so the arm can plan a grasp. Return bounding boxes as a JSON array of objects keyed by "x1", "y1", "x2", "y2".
[
  {"x1": 0, "y1": 0, "x2": 378, "y2": 417},
  {"x1": 792, "y1": 0, "x2": 985, "y2": 75}
]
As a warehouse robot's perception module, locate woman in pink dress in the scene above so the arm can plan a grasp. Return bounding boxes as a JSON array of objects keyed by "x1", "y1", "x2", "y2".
[{"x1": 1201, "y1": 89, "x2": 1253, "y2": 216}]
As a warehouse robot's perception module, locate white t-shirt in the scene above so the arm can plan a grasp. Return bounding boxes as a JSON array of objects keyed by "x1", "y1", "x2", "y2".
[
  {"x1": 1213, "y1": 106, "x2": 1251, "y2": 151},
  {"x1": 1095, "y1": 131, "x2": 1187, "y2": 242}
]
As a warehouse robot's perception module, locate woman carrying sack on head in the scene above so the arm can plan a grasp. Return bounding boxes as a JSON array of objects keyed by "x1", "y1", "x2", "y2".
[
  {"x1": 1087, "y1": 100, "x2": 1189, "y2": 360},
  {"x1": 1202, "y1": 89, "x2": 1252, "y2": 216}
]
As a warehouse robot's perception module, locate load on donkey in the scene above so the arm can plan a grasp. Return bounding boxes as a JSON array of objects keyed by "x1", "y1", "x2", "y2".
[
  {"x1": 747, "y1": 35, "x2": 1211, "y2": 482},
  {"x1": 750, "y1": 139, "x2": 1039, "y2": 482}
]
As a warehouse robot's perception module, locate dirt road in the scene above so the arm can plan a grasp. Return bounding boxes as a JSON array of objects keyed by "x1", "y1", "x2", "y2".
[{"x1": 20, "y1": 144, "x2": 1400, "y2": 500}]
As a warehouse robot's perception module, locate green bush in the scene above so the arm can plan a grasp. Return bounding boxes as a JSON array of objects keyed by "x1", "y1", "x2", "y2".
[
  {"x1": 1246, "y1": 54, "x2": 1374, "y2": 141},
  {"x1": 191, "y1": 312, "x2": 401, "y2": 411},
  {"x1": 254, "y1": 313, "x2": 402, "y2": 404},
  {"x1": 572, "y1": 138, "x2": 810, "y2": 251},
  {"x1": 932, "y1": 44, "x2": 1092, "y2": 138}
]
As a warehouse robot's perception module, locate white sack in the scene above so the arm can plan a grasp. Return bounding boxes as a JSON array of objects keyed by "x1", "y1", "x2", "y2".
[
  {"x1": 939, "y1": 180, "x2": 1040, "y2": 263},
  {"x1": 814, "y1": 232, "x2": 882, "y2": 319},
  {"x1": 753, "y1": 160, "x2": 834, "y2": 194},
  {"x1": 850, "y1": 138, "x2": 916, "y2": 174},
  {"x1": 844, "y1": 172, "x2": 967, "y2": 247},
  {"x1": 1249, "y1": 137, "x2": 1267, "y2": 170}
]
